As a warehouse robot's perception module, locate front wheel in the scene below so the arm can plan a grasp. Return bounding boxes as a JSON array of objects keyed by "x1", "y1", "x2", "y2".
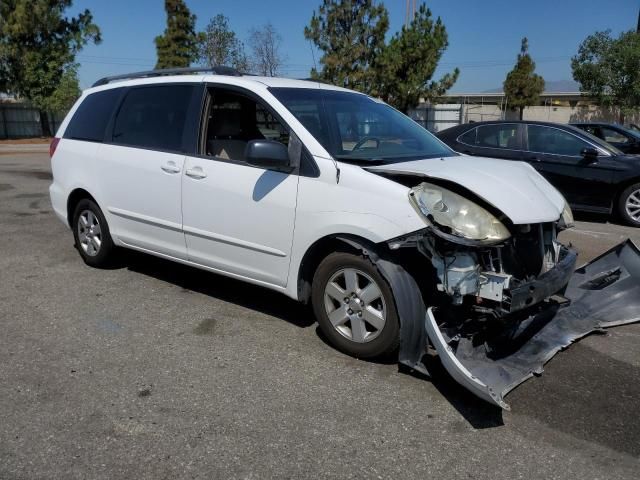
[
  {"x1": 311, "y1": 252, "x2": 399, "y2": 359},
  {"x1": 72, "y1": 199, "x2": 116, "y2": 267},
  {"x1": 618, "y1": 183, "x2": 640, "y2": 227}
]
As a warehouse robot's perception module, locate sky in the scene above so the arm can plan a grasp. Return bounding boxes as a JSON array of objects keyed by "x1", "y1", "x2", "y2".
[{"x1": 67, "y1": 0, "x2": 640, "y2": 92}]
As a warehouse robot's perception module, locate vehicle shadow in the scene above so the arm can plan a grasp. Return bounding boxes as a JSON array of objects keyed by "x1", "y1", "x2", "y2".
[
  {"x1": 574, "y1": 211, "x2": 622, "y2": 226},
  {"x1": 422, "y1": 355, "x2": 505, "y2": 429},
  {"x1": 120, "y1": 249, "x2": 315, "y2": 329},
  {"x1": 116, "y1": 248, "x2": 506, "y2": 427}
]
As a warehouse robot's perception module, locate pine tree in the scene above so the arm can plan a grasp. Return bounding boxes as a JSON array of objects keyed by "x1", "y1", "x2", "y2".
[
  {"x1": 304, "y1": 0, "x2": 389, "y2": 93},
  {"x1": 503, "y1": 38, "x2": 545, "y2": 120},
  {"x1": 155, "y1": 0, "x2": 199, "y2": 69},
  {"x1": 377, "y1": 4, "x2": 459, "y2": 113},
  {"x1": 305, "y1": 1, "x2": 458, "y2": 112}
]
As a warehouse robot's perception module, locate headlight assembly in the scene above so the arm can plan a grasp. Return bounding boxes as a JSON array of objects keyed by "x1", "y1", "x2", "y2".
[
  {"x1": 560, "y1": 201, "x2": 574, "y2": 229},
  {"x1": 409, "y1": 182, "x2": 511, "y2": 243}
]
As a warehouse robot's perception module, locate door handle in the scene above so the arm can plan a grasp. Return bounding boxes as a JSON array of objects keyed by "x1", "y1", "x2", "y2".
[
  {"x1": 161, "y1": 161, "x2": 181, "y2": 174},
  {"x1": 527, "y1": 156, "x2": 540, "y2": 162},
  {"x1": 185, "y1": 167, "x2": 207, "y2": 179}
]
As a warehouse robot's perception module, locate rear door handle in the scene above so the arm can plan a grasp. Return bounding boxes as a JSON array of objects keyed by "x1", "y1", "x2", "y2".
[
  {"x1": 185, "y1": 166, "x2": 207, "y2": 179},
  {"x1": 161, "y1": 161, "x2": 181, "y2": 173}
]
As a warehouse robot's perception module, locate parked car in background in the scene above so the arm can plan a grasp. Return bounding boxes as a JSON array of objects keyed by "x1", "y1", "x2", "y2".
[
  {"x1": 436, "y1": 121, "x2": 640, "y2": 226},
  {"x1": 571, "y1": 122, "x2": 640, "y2": 154}
]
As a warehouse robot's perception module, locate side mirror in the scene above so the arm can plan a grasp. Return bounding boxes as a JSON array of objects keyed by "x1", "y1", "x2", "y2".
[
  {"x1": 245, "y1": 140, "x2": 292, "y2": 171},
  {"x1": 580, "y1": 147, "x2": 599, "y2": 162}
]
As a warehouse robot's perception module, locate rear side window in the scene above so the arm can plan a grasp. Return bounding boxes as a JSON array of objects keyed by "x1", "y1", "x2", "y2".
[
  {"x1": 112, "y1": 85, "x2": 194, "y2": 152},
  {"x1": 64, "y1": 89, "x2": 122, "y2": 142}
]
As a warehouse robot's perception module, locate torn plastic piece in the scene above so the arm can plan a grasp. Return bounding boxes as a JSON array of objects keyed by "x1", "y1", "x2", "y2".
[
  {"x1": 429, "y1": 240, "x2": 640, "y2": 409},
  {"x1": 335, "y1": 236, "x2": 429, "y2": 376},
  {"x1": 425, "y1": 307, "x2": 510, "y2": 409}
]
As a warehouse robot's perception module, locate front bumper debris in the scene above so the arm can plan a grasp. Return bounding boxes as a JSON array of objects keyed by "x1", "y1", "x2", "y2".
[
  {"x1": 506, "y1": 247, "x2": 576, "y2": 312},
  {"x1": 427, "y1": 240, "x2": 640, "y2": 410}
]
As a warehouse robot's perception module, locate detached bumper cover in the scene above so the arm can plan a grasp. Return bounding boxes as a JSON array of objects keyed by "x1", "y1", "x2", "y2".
[{"x1": 427, "y1": 240, "x2": 640, "y2": 410}]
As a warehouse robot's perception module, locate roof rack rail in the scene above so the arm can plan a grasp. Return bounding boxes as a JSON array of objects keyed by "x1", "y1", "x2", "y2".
[{"x1": 91, "y1": 66, "x2": 242, "y2": 88}]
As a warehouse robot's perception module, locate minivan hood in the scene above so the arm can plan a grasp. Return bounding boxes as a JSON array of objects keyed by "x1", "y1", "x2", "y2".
[{"x1": 364, "y1": 155, "x2": 565, "y2": 224}]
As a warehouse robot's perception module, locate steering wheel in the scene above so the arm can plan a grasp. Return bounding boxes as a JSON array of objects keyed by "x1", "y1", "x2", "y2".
[{"x1": 352, "y1": 136, "x2": 380, "y2": 151}]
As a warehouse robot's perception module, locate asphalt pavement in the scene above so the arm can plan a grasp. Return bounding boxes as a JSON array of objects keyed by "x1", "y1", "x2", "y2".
[{"x1": 1, "y1": 152, "x2": 639, "y2": 479}]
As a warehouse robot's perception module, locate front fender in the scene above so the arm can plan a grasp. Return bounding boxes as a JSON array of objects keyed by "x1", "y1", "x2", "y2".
[{"x1": 285, "y1": 211, "x2": 413, "y2": 299}]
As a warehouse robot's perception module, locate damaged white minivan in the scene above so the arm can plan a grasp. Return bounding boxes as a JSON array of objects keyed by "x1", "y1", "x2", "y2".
[{"x1": 50, "y1": 68, "x2": 640, "y2": 409}]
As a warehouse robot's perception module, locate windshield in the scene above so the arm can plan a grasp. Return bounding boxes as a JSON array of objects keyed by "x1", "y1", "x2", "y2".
[
  {"x1": 269, "y1": 87, "x2": 455, "y2": 164},
  {"x1": 620, "y1": 125, "x2": 640, "y2": 140}
]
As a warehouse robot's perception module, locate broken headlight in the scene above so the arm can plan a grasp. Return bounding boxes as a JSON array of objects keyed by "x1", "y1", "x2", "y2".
[
  {"x1": 560, "y1": 201, "x2": 574, "y2": 229},
  {"x1": 409, "y1": 182, "x2": 511, "y2": 243}
]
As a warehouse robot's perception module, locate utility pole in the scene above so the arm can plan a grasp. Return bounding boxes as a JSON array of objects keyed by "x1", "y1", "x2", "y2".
[
  {"x1": 637, "y1": 7, "x2": 639, "y2": 32},
  {"x1": 405, "y1": 0, "x2": 417, "y2": 27},
  {"x1": 405, "y1": 0, "x2": 409, "y2": 27}
]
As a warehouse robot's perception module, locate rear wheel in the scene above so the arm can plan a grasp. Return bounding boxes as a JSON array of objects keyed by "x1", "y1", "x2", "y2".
[
  {"x1": 311, "y1": 252, "x2": 399, "y2": 359},
  {"x1": 72, "y1": 199, "x2": 116, "y2": 267},
  {"x1": 618, "y1": 183, "x2": 640, "y2": 227}
]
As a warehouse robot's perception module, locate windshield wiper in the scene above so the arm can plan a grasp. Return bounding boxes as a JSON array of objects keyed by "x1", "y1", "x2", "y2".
[{"x1": 333, "y1": 155, "x2": 387, "y2": 164}]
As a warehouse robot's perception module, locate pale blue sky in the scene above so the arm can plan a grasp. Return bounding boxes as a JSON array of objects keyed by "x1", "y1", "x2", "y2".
[{"x1": 68, "y1": 0, "x2": 640, "y2": 92}]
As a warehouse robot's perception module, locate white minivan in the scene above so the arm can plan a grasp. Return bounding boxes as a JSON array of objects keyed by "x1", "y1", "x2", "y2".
[{"x1": 49, "y1": 67, "x2": 639, "y2": 409}]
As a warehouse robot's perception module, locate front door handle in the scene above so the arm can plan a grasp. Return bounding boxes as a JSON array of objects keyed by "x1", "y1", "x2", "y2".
[
  {"x1": 185, "y1": 166, "x2": 207, "y2": 179},
  {"x1": 161, "y1": 161, "x2": 181, "y2": 174}
]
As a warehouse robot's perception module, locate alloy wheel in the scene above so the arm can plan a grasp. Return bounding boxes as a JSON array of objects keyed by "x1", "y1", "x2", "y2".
[
  {"x1": 77, "y1": 209, "x2": 102, "y2": 257},
  {"x1": 625, "y1": 188, "x2": 640, "y2": 222},
  {"x1": 323, "y1": 268, "x2": 387, "y2": 343}
]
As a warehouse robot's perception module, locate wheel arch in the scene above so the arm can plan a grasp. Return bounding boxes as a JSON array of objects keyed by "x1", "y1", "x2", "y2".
[
  {"x1": 616, "y1": 177, "x2": 640, "y2": 200},
  {"x1": 296, "y1": 234, "x2": 381, "y2": 304},
  {"x1": 67, "y1": 188, "x2": 98, "y2": 227}
]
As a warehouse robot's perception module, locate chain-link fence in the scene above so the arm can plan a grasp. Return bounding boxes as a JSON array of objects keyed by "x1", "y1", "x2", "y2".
[{"x1": 0, "y1": 104, "x2": 65, "y2": 139}]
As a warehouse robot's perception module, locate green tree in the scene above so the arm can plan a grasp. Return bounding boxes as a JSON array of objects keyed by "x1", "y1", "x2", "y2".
[
  {"x1": 377, "y1": 4, "x2": 459, "y2": 113},
  {"x1": 39, "y1": 65, "x2": 81, "y2": 113},
  {"x1": 0, "y1": 0, "x2": 100, "y2": 135},
  {"x1": 197, "y1": 14, "x2": 249, "y2": 72},
  {"x1": 503, "y1": 38, "x2": 545, "y2": 120},
  {"x1": 304, "y1": 0, "x2": 389, "y2": 93},
  {"x1": 572, "y1": 30, "x2": 640, "y2": 123},
  {"x1": 155, "y1": 0, "x2": 200, "y2": 69}
]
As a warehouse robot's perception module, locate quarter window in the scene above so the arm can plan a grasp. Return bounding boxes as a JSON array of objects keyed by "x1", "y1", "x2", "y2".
[
  {"x1": 527, "y1": 125, "x2": 589, "y2": 156},
  {"x1": 112, "y1": 85, "x2": 194, "y2": 152},
  {"x1": 64, "y1": 88, "x2": 122, "y2": 142},
  {"x1": 458, "y1": 127, "x2": 477, "y2": 145}
]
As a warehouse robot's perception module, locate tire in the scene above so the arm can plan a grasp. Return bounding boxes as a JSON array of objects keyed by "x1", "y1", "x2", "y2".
[
  {"x1": 71, "y1": 198, "x2": 116, "y2": 267},
  {"x1": 618, "y1": 183, "x2": 640, "y2": 227},
  {"x1": 311, "y1": 252, "x2": 400, "y2": 359}
]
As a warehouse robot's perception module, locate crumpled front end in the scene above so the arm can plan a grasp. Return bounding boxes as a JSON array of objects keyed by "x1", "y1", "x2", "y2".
[
  {"x1": 356, "y1": 165, "x2": 640, "y2": 409},
  {"x1": 385, "y1": 218, "x2": 640, "y2": 409},
  {"x1": 424, "y1": 239, "x2": 640, "y2": 409}
]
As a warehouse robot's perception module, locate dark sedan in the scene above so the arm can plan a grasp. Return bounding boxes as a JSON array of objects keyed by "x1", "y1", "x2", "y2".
[
  {"x1": 570, "y1": 122, "x2": 640, "y2": 154},
  {"x1": 436, "y1": 121, "x2": 640, "y2": 226}
]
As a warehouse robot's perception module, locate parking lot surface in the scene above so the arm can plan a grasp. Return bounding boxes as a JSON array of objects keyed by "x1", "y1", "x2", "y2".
[{"x1": 1, "y1": 152, "x2": 639, "y2": 479}]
